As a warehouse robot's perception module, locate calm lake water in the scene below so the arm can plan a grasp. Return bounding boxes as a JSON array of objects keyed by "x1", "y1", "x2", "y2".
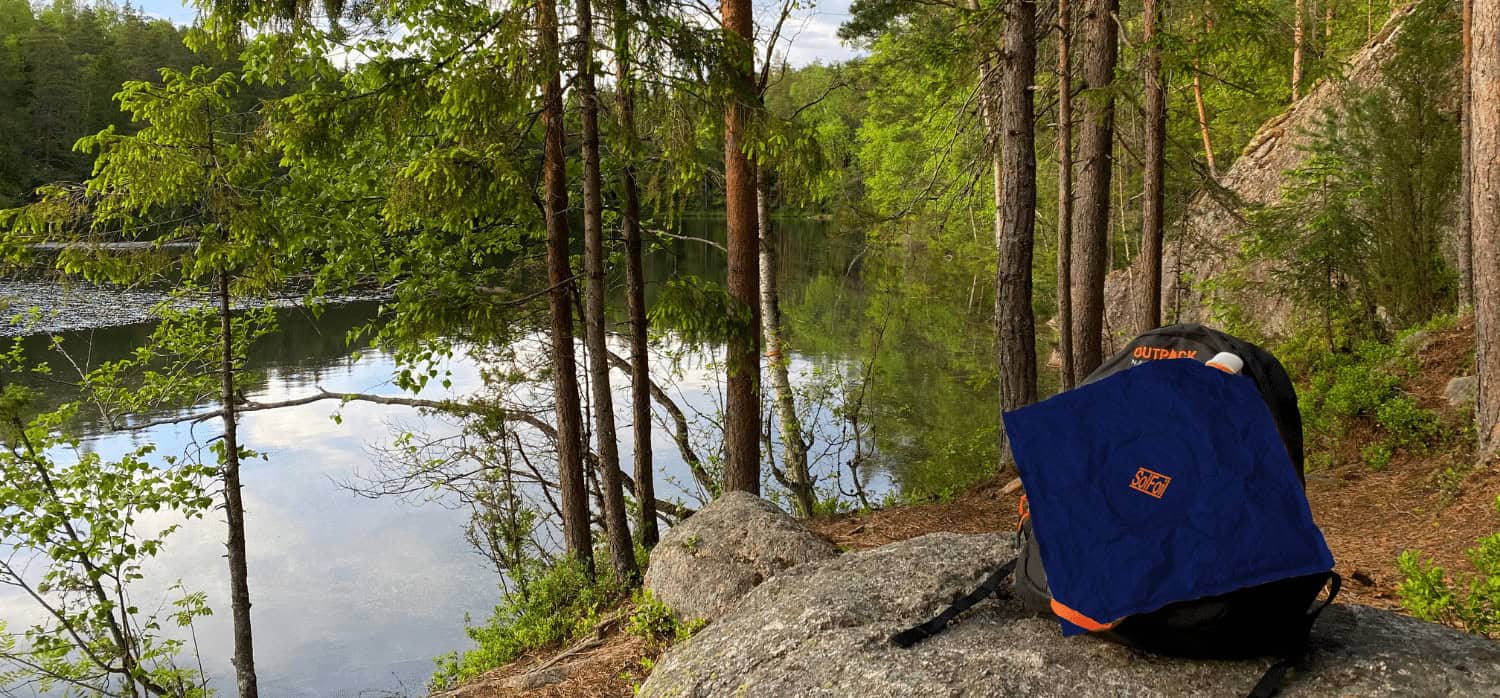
[{"x1": 0, "y1": 218, "x2": 1002, "y2": 696}]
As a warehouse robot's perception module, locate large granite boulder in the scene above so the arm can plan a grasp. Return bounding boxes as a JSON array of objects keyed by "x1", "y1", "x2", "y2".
[
  {"x1": 644, "y1": 491, "x2": 838, "y2": 622},
  {"x1": 641, "y1": 532, "x2": 1500, "y2": 697}
]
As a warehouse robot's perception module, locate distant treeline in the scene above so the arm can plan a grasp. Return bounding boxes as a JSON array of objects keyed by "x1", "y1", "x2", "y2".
[{"x1": 0, "y1": 0, "x2": 234, "y2": 206}]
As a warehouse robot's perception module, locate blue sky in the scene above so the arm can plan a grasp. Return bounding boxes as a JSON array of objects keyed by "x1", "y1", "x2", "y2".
[{"x1": 129, "y1": 0, "x2": 865, "y2": 67}]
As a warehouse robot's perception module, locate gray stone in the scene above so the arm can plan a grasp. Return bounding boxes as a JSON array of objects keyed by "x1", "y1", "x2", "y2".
[
  {"x1": 1101, "y1": 5, "x2": 1428, "y2": 346},
  {"x1": 644, "y1": 491, "x2": 838, "y2": 622},
  {"x1": 641, "y1": 533, "x2": 1500, "y2": 697},
  {"x1": 1447, "y1": 376, "x2": 1478, "y2": 407}
]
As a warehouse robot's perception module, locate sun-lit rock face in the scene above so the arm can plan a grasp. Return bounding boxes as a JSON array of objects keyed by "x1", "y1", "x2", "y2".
[
  {"x1": 641, "y1": 531, "x2": 1500, "y2": 698},
  {"x1": 1103, "y1": 3, "x2": 1435, "y2": 349},
  {"x1": 643, "y1": 491, "x2": 839, "y2": 622}
]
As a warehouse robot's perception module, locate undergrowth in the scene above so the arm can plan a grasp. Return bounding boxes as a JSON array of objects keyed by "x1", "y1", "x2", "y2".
[
  {"x1": 428, "y1": 547, "x2": 648, "y2": 692},
  {"x1": 1398, "y1": 497, "x2": 1500, "y2": 637},
  {"x1": 1276, "y1": 315, "x2": 1453, "y2": 471}
]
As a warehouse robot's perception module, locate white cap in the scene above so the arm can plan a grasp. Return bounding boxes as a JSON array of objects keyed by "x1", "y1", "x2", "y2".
[{"x1": 1206, "y1": 352, "x2": 1244, "y2": 374}]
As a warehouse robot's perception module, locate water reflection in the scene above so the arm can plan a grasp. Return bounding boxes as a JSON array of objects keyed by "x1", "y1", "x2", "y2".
[{"x1": 0, "y1": 218, "x2": 1001, "y2": 695}]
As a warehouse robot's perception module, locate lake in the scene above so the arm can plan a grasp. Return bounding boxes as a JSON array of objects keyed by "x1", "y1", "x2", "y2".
[{"x1": 0, "y1": 218, "x2": 1004, "y2": 696}]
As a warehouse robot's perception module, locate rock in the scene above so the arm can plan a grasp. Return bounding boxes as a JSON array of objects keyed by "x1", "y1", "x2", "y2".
[
  {"x1": 1447, "y1": 376, "x2": 1478, "y2": 407},
  {"x1": 641, "y1": 533, "x2": 1500, "y2": 697},
  {"x1": 1104, "y1": 4, "x2": 1434, "y2": 343},
  {"x1": 502, "y1": 665, "x2": 571, "y2": 690},
  {"x1": 644, "y1": 491, "x2": 838, "y2": 622}
]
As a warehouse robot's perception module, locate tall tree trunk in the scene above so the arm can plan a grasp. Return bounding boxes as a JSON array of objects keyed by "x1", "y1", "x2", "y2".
[
  {"x1": 722, "y1": 0, "x2": 762, "y2": 495},
  {"x1": 217, "y1": 272, "x2": 258, "y2": 698},
  {"x1": 538, "y1": 0, "x2": 594, "y2": 574},
  {"x1": 998, "y1": 0, "x2": 1039, "y2": 455},
  {"x1": 1292, "y1": 0, "x2": 1305, "y2": 101},
  {"x1": 1057, "y1": 0, "x2": 1076, "y2": 389},
  {"x1": 758, "y1": 173, "x2": 815, "y2": 517},
  {"x1": 576, "y1": 0, "x2": 637, "y2": 583},
  {"x1": 1137, "y1": 0, "x2": 1166, "y2": 335},
  {"x1": 1461, "y1": 0, "x2": 1475, "y2": 309},
  {"x1": 612, "y1": 0, "x2": 657, "y2": 547},
  {"x1": 1192, "y1": 13, "x2": 1216, "y2": 176},
  {"x1": 1071, "y1": 0, "x2": 1119, "y2": 379},
  {"x1": 1474, "y1": 0, "x2": 1500, "y2": 459}
]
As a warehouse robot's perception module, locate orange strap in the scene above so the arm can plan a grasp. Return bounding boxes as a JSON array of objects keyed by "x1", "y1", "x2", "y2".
[
  {"x1": 1050, "y1": 599, "x2": 1119, "y2": 633},
  {"x1": 1016, "y1": 494, "x2": 1029, "y2": 531}
]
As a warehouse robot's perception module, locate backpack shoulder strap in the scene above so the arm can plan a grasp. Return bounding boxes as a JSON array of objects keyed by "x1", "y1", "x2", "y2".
[
  {"x1": 891, "y1": 556, "x2": 1018, "y2": 648},
  {"x1": 1246, "y1": 573, "x2": 1342, "y2": 698}
]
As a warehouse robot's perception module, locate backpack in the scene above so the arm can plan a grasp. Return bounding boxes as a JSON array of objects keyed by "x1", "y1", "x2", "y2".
[{"x1": 891, "y1": 324, "x2": 1340, "y2": 698}]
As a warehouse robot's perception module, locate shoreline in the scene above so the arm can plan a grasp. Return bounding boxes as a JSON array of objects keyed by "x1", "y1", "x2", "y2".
[{"x1": 0, "y1": 279, "x2": 384, "y2": 337}]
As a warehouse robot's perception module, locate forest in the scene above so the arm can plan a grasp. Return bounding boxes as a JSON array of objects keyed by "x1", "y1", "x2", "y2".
[{"x1": 0, "y1": 0, "x2": 1496, "y2": 695}]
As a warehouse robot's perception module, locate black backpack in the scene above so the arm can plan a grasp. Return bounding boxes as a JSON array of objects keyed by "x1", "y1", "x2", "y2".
[{"x1": 892, "y1": 325, "x2": 1340, "y2": 698}]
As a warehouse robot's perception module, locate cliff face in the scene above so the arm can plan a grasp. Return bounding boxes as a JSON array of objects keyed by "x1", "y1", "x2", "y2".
[{"x1": 1104, "y1": 3, "x2": 1428, "y2": 348}]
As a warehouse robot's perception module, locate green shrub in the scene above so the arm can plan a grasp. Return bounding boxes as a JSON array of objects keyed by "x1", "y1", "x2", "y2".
[
  {"x1": 625, "y1": 588, "x2": 705, "y2": 649},
  {"x1": 1277, "y1": 323, "x2": 1446, "y2": 470},
  {"x1": 429, "y1": 556, "x2": 635, "y2": 691},
  {"x1": 1361, "y1": 441, "x2": 1394, "y2": 470},
  {"x1": 1398, "y1": 532, "x2": 1500, "y2": 637}
]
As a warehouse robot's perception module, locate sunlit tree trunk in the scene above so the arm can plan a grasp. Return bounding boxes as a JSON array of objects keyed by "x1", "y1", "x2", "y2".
[
  {"x1": 1470, "y1": 0, "x2": 1494, "y2": 456},
  {"x1": 1137, "y1": 0, "x2": 1165, "y2": 335},
  {"x1": 1461, "y1": 0, "x2": 1475, "y2": 309},
  {"x1": 1071, "y1": 0, "x2": 1118, "y2": 378},
  {"x1": 612, "y1": 0, "x2": 658, "y2": 547},
  {"x1": 217, "y1": 272, "x2": 258, "y2": 698},
  {"x1": 1057, "y1": 0, "x2": 1077, "y2": 389},
  {"x1": 758, "y1": 173, "x2": 815, "y2": 517},
  {"x1": 1192, "y1": 13, "x2": 1217, "y2": 176},
  {"x1": 538, "y1": 0, "x2": 594, "y2": 574},
  {"x1": 722, "y1": 0, "x2": 762, "y2": 496},
  {"x1": 576, "y1": 0, "x2": 637, "y2": 583},
  {"x1": 1293, "y1": 0, "x2": 1305, "y2": 101},
  {"x1": 1474, "y1": 0, "x2": 1500, "y2": 459},
  {"x1": 997, "y1": 0, "x2": 1039, "y2": 458}
]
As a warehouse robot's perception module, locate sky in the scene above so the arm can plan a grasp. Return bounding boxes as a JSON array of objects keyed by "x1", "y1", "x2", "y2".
[{"x1": 129, "y1": 0, "x2": 867, "y2": 67}]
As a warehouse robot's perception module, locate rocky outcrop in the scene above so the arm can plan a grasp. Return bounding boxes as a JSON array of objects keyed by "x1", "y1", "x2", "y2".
[
  {"x1": 641, "y1": 531, "x2": 1500, "y2": 697},
  {"x1": 1104, "y1": 3, "x2": 1432, "y2": 348},
  {"x1": 643, "y1": 491, "x2": 838, "y2": 622}
]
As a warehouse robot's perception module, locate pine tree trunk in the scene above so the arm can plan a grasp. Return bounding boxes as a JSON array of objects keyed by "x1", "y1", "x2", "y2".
[
  {"x1": 1057, "y1": 0, "x2": 1076, "y2": 389},
  {"x1": 722, "y1": 0, "x2": 762, "y2": 496},
  {"x1": 1293, "y1": 0, "x2": 1305, "y2": 101},
  {"x1": 1071, "y1": 0, "x2": 1118, "y2": 379},
  {"x1": 1137, "y1": 0, "x2": 1166, "y2": 335},
  {"x1": 1192, "y1": 14, "x2": 1216, "y2": 178},
  {"x1": 1474, "y1": 0, "x2": 1500, "y2": 459},
  {"x1": 218, "y1": 272, "x2": 258, "y2": 698},
  {"x1": 998, "y1": 0, "x2": 1039, "y2": 453},
  {"x1": 538, "y1": 0, "x2": 594, "y2": 573},
  {"x1": 576, "y1": 0, "x2": 637, "y2": 583},
  {"x1": 612, "y1": 0, "x2": 657, "y2": 548},
  {"x1": 758, "y1": 174, "x2": 815, "y2": 517},
  {"x1": 1461, "y1": 0, "x2": 1475, "y2": 309}
]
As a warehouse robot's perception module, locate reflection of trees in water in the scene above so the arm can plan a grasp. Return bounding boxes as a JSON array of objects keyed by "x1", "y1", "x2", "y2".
[
  {"x1": 14, "y1": 301, "x2": 383, "y2": 435},
  {"x1": 16, "y1": 218, "x2": 1013, "y2": 507},
  {"x1": 782, "y1": 226, "x2": 1007, "y2": 500}
]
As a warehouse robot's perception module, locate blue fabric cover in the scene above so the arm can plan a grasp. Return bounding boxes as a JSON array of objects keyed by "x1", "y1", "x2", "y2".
[{"x1": 1003, "y1": 359, "x2": 1334, "y2": 636}]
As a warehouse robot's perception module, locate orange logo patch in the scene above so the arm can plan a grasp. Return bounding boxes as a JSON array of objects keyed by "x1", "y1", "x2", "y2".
[{"x1": 1130, "y1": 467, "x2": 1172, "y2": 499}]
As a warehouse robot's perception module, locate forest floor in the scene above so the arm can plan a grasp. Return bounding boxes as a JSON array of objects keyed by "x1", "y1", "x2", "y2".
[{"x1": 454, "y1": 318, "x2": 1497, "y2": 697}]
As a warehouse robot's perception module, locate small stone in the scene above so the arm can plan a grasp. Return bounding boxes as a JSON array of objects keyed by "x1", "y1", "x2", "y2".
[{"x1": 1446, "y1": 376, "x2": 1478, "y2": 407}]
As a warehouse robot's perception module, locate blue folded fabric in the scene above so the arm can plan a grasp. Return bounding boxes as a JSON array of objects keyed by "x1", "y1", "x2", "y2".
[{"x1": 1003, "y1": 359, "x2": 1334, "y2": 636}]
